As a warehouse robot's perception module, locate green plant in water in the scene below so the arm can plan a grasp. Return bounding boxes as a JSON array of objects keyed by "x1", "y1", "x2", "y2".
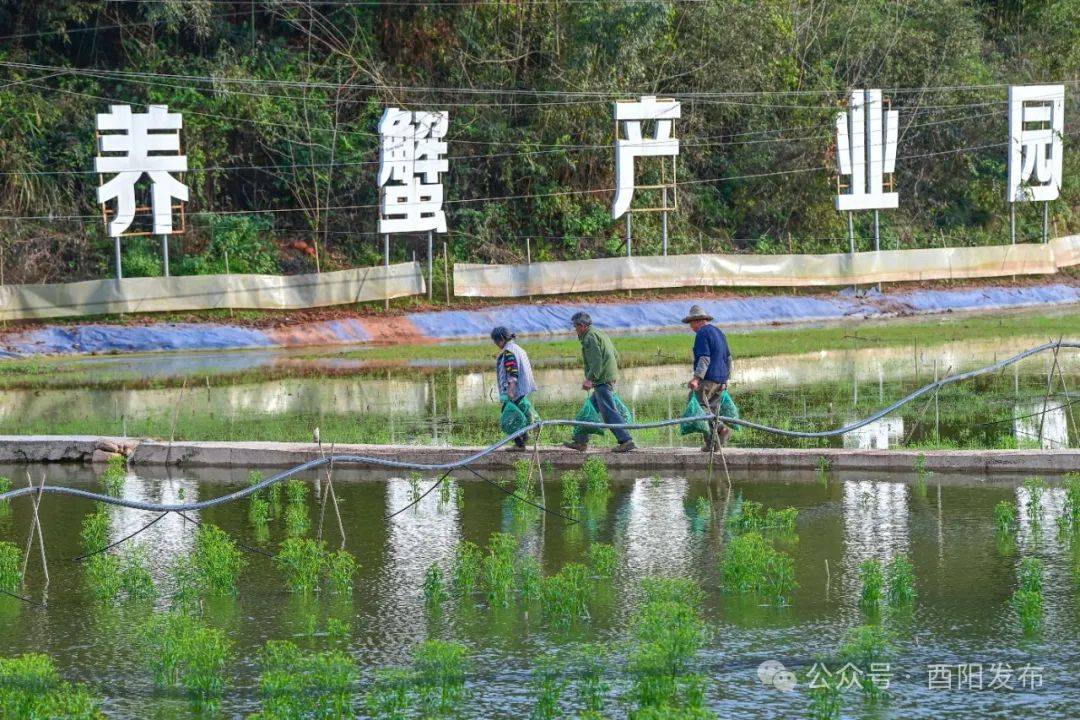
[
  {"x1": 815, "y1": 456, "x2": 831, "y2": 487},
  {"x1": 838, "y1": 624, "x2": 892, "y2": 703},
  {"x1": 84, "y1": 554, "x2": 122, "y2": 601},
  {"x1": 483, "y1": 532, "x2": 518, "y2": 607},
  {"x1": 586, "y1": 543, "x2": 617, "y2": 578},
  {"x1": 1012, "y1": 557, "x2": 1044, "y2": 633},
  {"x1": 251, "y1": 640, "x2": 357, "y2": 720},
  {"x1": 518, "y1": 556, "x2": 543, "y2": 602},
  {"x1": 80, "y1": 505, "x2": 110, "y2": 555},
  {"x1": 0, "y1": 476, "x2": 11, "y2": 515},
  {"x1": 885, "y1": 556, "x2": 917, "y2": 608},
  {"x1": 540, "y1": 563, "x2": 591, "y2": 627},
  {"x1": 169, "y1": 556, "x2": 205, "y2": 612},
  {"x1": 0, "y1": 541, "x2": 22, "y2": 593},
  {"x1": 119, "y1": 548, "x2": 156, "y2": 601},
  {"x1": 1023, "y1": 477, "x2": 1046, "y2": 525},
  {"x1": 561, "y1": 469, "x2": 581, "y2": 512},
  {"x1": 807, "y1": 676, "x2": 842, "y2": 720},
  {"x1": 995, "y1": 500, "x2": 1018, "y2": 534},
  {"x1": 423, "y1": 563, "x2": 449, "y2": 607},
  {"x1": 692, "y1": 496, "x2": 711, "y2": 531},
  {"x1": 913, "y1": 453, "x2": 932, "y2": 496},
  {"x1": 640, "y1": 577, "x2": 705, "y2": 608},
  {"x1": 413, "y1": 640, "x2": 469, "y2": 717},
  {"x1": 451, "y1": 541, "x2": 482, "y2": 597},
  {"x1": 0, "y1": 653, "x2": 104, "y2": 719},
  {"x1": 858, "y1": 559, "x2": 885, "y2": 609},
  {"x1": 1058, "y1": 473, "x2": 1080, "y2": 535},
  {"x1": 530, "y1": 655, "x2": 567, "y2": 720},
  {"x1": 720, "y1": 532, "x2": 797, "y2": 605},
  {"x1": 363, "y1": 667, "x2": 412, "y2": 720},
  {"x1": 192, "y1": 524, "x2": 246, "y2": 595},
  {"x1": 325, "y1": 549, "x2": 359, "y2": 596},
  {"x1": 284, "y1": 479, "x2": 310, "y2": 537},
  {"x1": 101, "y1": 454, "x2": 127, "y2": 496},
  {"x1": 582, "y1": 457, "x2": 610, "y2": 495},
  {"x1": 275, "y1": 538, "x2": 325, "y2": 594},
  {"x1": 726, "y1": 498, "x2": 798, "y2": 535},
  {"x1": 408, "y1": 472, "x2": 423, "y2": 503},
  {"x1": 574, "y1": 645, "x2": 609, "y2": 715},
  {"x1": 142, "y1": 612, "x2": 231, "y2": 704}
]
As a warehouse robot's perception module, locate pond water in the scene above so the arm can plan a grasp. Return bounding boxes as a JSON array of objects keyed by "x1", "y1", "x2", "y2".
[
  {"x1": 0, "y1": 335, "x2": 1075, "y2": 450},
  {"x1": 1, "y1": 464, "x2": 1078, "y2": 718}
]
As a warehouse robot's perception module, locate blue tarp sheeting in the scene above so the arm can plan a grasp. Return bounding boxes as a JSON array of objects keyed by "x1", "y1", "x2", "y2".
[
  {"x1": 6, "y1": 323, "x2": 275, "y2": 356},
  {"x1": 891, "y1": 284, "x2": 1080, "y2": 313}
]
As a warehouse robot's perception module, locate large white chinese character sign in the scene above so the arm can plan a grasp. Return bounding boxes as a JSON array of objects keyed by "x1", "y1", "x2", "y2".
[
  {"x1": 835, "y1": 89, "x2": 898, "y2": 211},
  {"x1": 378, "y1": 108, "x2": 449, "y2": 234},
  {"x1": 95, "y1": 104, "x2": 188, "y2": 237},
  {"x1": 612, "y1": 96, "x2": 680, "y2": 219},
  {"x1": 1008, "y1": 84, "x2": 1064, "y2": 203}
]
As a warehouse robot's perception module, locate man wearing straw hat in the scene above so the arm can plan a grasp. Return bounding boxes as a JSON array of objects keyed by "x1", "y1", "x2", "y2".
[{"x1": 682, "y1": 304, "x2": 733, "y2": 450}]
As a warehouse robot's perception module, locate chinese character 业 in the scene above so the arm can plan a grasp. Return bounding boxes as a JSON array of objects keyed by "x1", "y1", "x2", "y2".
[
  {"x1": 95, "y1": 104, "x2": 189, "y2": 237},
  {"x1": 835, "y1": 88, "x2": 898, "y2": 211},
  {"x1": 377, "y1": 107, "x2": 449, "y2": 234},
  {"x1": 611, "y1": 95, "x2": 680, "y2": 219},
  {"x1": 1008, "y1": 84, "x2": 1065, "y2": 203}
]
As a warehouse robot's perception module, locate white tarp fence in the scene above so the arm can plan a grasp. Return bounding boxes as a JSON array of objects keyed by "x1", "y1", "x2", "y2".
[
  {"x1": 454, "y1": 236, "x2": 1080, "y2": 297},
  {"x1": 0, "y1": 261, "x2": 425, "y2": 320}
]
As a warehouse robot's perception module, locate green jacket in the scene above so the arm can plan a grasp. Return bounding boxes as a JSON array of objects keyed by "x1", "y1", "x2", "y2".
[{"x1": 580, "y1": 326, "x2": 619, "y2": 385}]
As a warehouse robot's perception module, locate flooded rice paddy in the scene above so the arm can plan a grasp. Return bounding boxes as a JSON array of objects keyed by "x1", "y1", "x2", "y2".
[
  {"x1": 1, "y1": 464, "x2": 1079, "y2": 718},
  {"x1": 1, "y1": 335, "x2": 1076, "y2": 450}
]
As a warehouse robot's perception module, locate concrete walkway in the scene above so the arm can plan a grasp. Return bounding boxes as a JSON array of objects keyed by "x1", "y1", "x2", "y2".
[{"x1": 0, "y1": 436, "x2": 1077, "y2": 475}]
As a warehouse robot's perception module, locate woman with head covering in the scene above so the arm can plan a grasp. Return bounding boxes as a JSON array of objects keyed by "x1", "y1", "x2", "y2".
[{"x1": 491, "y1": 326, "x2": 539, "y2": 450}]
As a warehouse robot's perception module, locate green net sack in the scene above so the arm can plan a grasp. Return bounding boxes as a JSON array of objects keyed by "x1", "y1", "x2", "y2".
[
  {"x1": 499, "y1": 400, "x2": 528, "y2": 435},
  {"x1": 613, "y1": 393, "x2": 634, "y2": 425},
  {"x1": 679, "y1": 394, "x2": 710, "y2": 436},
  {"x1": 574, "y1": 396, "x2": 606, "y2": 436},
  {"x1": 719, "y1": 390, "x2": 740, "y2": 432}
]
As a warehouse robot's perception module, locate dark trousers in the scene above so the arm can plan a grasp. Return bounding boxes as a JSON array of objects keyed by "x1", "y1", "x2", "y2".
[
  {"x1": 575, "y1": 382, "x2": 632, "y2": 444},
  {"x1": 696, "y1": 380, "x2": 726, "y2": 446}
]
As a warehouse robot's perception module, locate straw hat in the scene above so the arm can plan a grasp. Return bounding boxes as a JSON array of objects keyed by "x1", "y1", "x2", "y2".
[{"x1": 681, "y1": 304, "x2": 714, "y2": 323}]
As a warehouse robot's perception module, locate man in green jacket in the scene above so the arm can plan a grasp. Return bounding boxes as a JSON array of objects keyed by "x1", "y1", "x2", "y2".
[{"x1": 564, "y1": 311, "x2": 636, "y2": 453}]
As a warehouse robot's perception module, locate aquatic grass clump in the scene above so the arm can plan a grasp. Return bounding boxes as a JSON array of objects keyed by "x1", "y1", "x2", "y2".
[
  {"x1": 248, "y1": 471, "x2": 271, "y2": 527},
  {"x1": 628, "y1": 577, "x2": 710, "y2": 714},
  {"x1": 284, "y1": 479, "x2": 311, "y2": 537},
  {"x1": 561, "y1": 469, "x2": 582, "y2": 512},
  {"x1": 252, "y1": 640, "x2": 358, "y2": 719},
  {"x1": 582, "y1": 457, "x2": 610, "y2": 495},
  {"x1": 483, "y1": 532, "x2": 518, "y2": 607},
  {"x1": 838, "y1": 624, "x2": 892, "y2": 703},
  {"x1": 540, "y1": 563, "x2": 591, "y2": 627},
  {"x1": 0, "y1": 541, "x2": 22, "y2": 592},
  {"x1": 84, "y1": 554, "x2": 123, "y2": 601},
  {"x1": 720, "y1": 532, "x2": 797, "y2": 605},
  {"x1": 586, "y1": 543, "x2": 617, "y2": 578},
  {"x1": 276, "y1": 538, "x2": 325, "y2": 594},
  {"x1": 142, "y1": 612, "x2": 232, "y2": 703},
  {"x1": 573, "y1": 645, "x2": 610, "y2": 715},
  {"x1": 0, "y1": 476, "x2": 11, "y2": 515},
  {"x1": 816, "y1": 456, "x2": 831, "y2": 487},
  {"x1": 1023, "y1": 477, "x2": 1046, "y2": 525},
  {"x1": 363, "y1": 667, "x2": 412, "y2": 719},
  {"x1": 529, "y1": 654, "x2": 568, "y2": 720},
  {"x1": 192, "y1": 524, "x2": 246, "y2": 595},
  {"x1": 325, "y1": 549, "x2": 359, "y2": 596},
  {"x1": 413, "y1": 640, "x2": 469, "y2": 717},
  {"x1": 640, "y1": 577, "x2": 704, "y2": 608},
  {"x1": 1058, "y1": 473, "x2": 1080, "y2": 535},
  {"x1": 517, "y1": 556, "x2": 543, "y2": 602},
  {"x1": 80, "y1": 505, "x2": 110, "y2": 556},
  {"x1": 691, "y1": 496, "x2": 711, "y2": 532},
  {"x1": 1012, "y1": 557, "x2": 1044, "y2": 633},
  {"x1": 913, "y1": 454, "x2": 931, "y2": 496},
  {"x1": 726, "y1": 498, "x2": 798, "y2": 535},
  {"x1": 0, "y1": 653, "x2": 104, "y2": 719},
  {"x1": 858, "y1": 559, "x2": 884, "y2": 609},
  {"x1": 101, "y1": 454, "x2": 127, "y2": 496},
  {"x1": 119, "y1": 548, "x2": 157, "y2": 601},
  {"x1": 995, "y1": 500, "x2": 1018, "y2": 534},
  {"x1": 451, "y1": 540, "x2": 482, "y2": 597},
  {"x1": 884, "y1": 556, "x2": 917, "y2": 608},
  {"x1": 423, "y1": 564, "x2": 449, "y2": 607}
]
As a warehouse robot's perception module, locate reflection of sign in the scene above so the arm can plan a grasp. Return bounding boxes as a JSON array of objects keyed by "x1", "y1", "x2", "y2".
[
  {"x1": 612, "y1": 96, "x2": 680, "y2": 219},
  {"x1": 378, "y1": 108, "x2": 449, "y2": 234},
  {"x1": 1008, "y1": 85, "x2": 1065, "y2": 203},
  {"x1": 1014, "y1": 399, "x2": 1068, "y2": 449},
  {"x1": 95, "y1": 105, "x2": 188, "y2": 236},
  {"x1": 835, "y1": 89, "x2": 898, "y2": 211},
  {"x1": 843, "y1": 417, "x2": 904, "y2": 449}
]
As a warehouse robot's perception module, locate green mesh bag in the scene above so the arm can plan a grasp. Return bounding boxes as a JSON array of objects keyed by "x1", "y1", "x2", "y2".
[
  {"x1": 719, "y1": 390, "x2": 740, "y2": 432},
  {"x1": 499, "y1": 397, "x2": 538, "y2": 435},
  {"x1": 679, "y1": 393, "x2": 710, "y2": 436},
  {"x1": 574, "y1": 395, "x2": 606, "y2": 437}
]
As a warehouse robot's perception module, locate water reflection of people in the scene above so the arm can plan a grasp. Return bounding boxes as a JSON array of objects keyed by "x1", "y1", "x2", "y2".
[{"x1": 491, "y1": 326, "x2": 538, "y2": 451}]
